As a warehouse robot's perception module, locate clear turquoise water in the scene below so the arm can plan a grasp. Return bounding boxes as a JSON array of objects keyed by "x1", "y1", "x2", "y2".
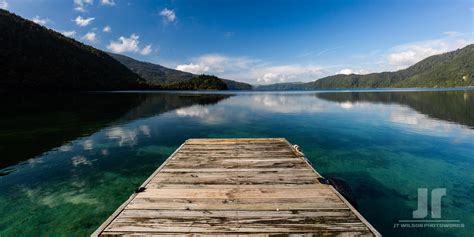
[{"x1": 0, "y1": 90, "x2": 473, "y2": 236}]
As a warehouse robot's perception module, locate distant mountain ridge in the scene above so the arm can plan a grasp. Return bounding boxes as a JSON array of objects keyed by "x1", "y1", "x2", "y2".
[
  {"x1": 1, "y1": 9, "x2": 472, "y2": 91},
  {"x1": 0, "y1": 9, "x2": 146, "y2": 91},
  {"x1": 109, "y1": 53, "x2": 253, "y2": 90},
  {"x1": 0, "y1": 10, "x2": 249, "y2": 91},
  {"x1": 257, "y1": 44, "x2": 474, "y2": 90},
  {"x1": 108, "y1": 53, "x2": 195, "y2": 85}
]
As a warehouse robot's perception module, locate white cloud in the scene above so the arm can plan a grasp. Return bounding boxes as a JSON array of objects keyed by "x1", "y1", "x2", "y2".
[
  {"x1": 75, "y1": 16, "x2": 95, "y2": 27},
  {"x1": 61, "y1": 31, "x2": 76, "y2": 37},
  {"x1": 107, "y1": 34, "x2": 152, "y2": 55},
  {"x1": 81, "y1": 31, "x2": 97, "y2": 43},
  {"x1": 253, "y1": 65, "x2": 325, "y2": 84},
  {"x1": 338, "y1": 68, "x2": 369, "y2": 75},
  {"x1": 176, "y1": 56, "x2": 215, "y2": 73},
  {"x1": 339, "y1": 102, "x2": 354, "y2": 109},
  {"x1": 159, "y1": 8, "x2": 176, "y2": 22},
  {"x1": 346, "y1": 34, "x2": 473, "y2": 74},
  {"x1": 173, "y1": 33, "x2": 473, "y2": 84},
  {"x1": 107, "y1": 34, "x2": 139, "y2": 53},
  {"x1": 176, "y1": 54, "x2": 328, "y2": 84},
  {"x1": 386, "y1": 37, "x2": 472, "y2": 69},
  {"x1": 100, "y1": 0, "x2": 115, "y2": 6},
  {"x1": 74, "y1": 0, "x2": 93, "y2": 12},
  {"x1": 176, "y1": 106, "x2": 210, "y2": 117},
  {"x1": 0, "y1": 0, "x2": 8, "y2": 10},
  {"x1": 139, "y1": 125, "x2": 151, "y2": 137},
  {"x1": 176, "y1": 54, "x2": 256, "y2": 75},
  {"x1": 32, "y1": 15, "x2": 50, "y2": 26},
  {"x1": 252, "y1": 95, "x2": 326, "y2": 113},
  {"x1": 106, "y1": 127, "x2": 137, "y2": 146},
  {"x1": 140, "y1": 44, "x2": 153, "y2": 55},
  {"x1": 102, "y1": 25, "x2": 111, "y2": 32},
  {"x1": 59, "y1": 145, "x2": 73, "y2": 152},
  {"x1": 389, "y1": 107, "x2": 474, "y2": 139},
  {"x1": 82, "y1": 140, "x2": 94, "y2": 150},
  {"x1": 71, "y1": 155, "x2": 92, "y2": 166},
  {"x1": 176, "y1": 63, "x2": 208, "y2": 74},
  {"x1": 338, "y1": 69, "x2": 354, "y2": 75},
  {"x1": 175, "y1": 105, "x2": 225, "y2": 124}
]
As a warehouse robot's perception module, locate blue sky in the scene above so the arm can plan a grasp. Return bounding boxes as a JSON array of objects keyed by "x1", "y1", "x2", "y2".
[{"x1": 2, "y1": 0, "x2": 473, "y2": 84}]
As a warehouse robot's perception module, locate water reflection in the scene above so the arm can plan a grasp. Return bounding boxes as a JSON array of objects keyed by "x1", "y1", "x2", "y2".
[
  {"x1": 250, "y1": 94, "x2": 326, "y2": 113},
  {"x1": 0, "y1": 92, "x2": 231, "y2": 168},
  {"x1": 0, "y1": 90, "x2": 473, "y2": 237},
  {"x1": 117, "y1": 93, "x2": 231, "y2": 122},
  {"x1": 316, "y1": 90, "x2": 474, "y2": 128}
]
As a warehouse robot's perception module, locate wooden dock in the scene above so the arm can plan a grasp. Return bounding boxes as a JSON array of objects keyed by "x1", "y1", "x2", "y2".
[{"x1": 93, "y1": 138, "x2": 380, "y2": 236}]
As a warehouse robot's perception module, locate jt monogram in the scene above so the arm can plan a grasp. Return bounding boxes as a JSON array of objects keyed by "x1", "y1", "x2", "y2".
[{"x1": 413, "y1": 188, "x2": 446, "y2": 219}]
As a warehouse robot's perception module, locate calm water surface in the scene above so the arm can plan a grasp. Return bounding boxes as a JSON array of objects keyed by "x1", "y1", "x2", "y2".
[{"x1": 0, "y1": 90, "x2": 473, "y2": 236}]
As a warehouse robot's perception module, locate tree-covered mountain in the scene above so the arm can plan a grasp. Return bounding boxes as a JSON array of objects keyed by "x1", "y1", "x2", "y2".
[
  {"x1": 220, "y1": 78, "x2": 253, "y2": 90},
  {"x1": 257, "y1": 44, "x2": 474, "y2": 90},
  {"x1": 2, "y1": 8, "x2": 472, "y2": 91},
  {"x1": 109, "y1": 53, "x2": 253, "y2": 90},
  {"x1": 164, "y1": 75, "x2": 228, "y2": 90},
  {"x1": 0, "y1": 10, "x2": 237, "y2": 91},
  {"x1": 0, "y1": 9, "x2": 147, "y2": 91},
  {"x1": 108, "y1": 53, "x2": 194, "y2": 84},
  {"x1": 253, "y1": 82, "x2": 308, "y2": 90}
]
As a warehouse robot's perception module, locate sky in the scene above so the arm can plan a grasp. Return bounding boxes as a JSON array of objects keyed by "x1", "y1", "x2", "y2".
[{"x1": 2, "y1": 0, "x2": 473, "y2": 84}]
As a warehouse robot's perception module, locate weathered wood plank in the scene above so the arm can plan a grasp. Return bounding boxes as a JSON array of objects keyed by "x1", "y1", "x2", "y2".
[
  {"x1": 185, "y1": 138, "x2": 287, "y2": 145},
  {"x1": 173, "y1": 152, "x2": 297, "y2": 158},
  {"x1": 150, "y1": 184, "x2": 324, "y2": 189},
  {"x1": 133, "y1": 188, "x2": 338, "y2": 199},
  {"x1": 126, "y1": 198, "x2": 349, "y2": 210},
  {"x1": 101, "y1": 231, "x2": 373, "y2": 236},
  {"x1": 153, "y1": 170, "x2": 317, "y2": 175},
  {"x1": 104, "y1": 222, "x2": 370, "y2": 233},
  {"x1": 109, "y1": 215, "x2": 364, "y2": 227},
  {"x1": 160, "y1": 168, "x2": 314, "y2": 173},
  {"x1": 178, "y1": 143, "x2": 291, "y2": 151},
  {"x1": 165, "y1": 158, "x2": 304, "y2": 165},
  {"x1": 94, "y1": 138, "x2": 380, "y2": 236},
  {"x1": 148, "y1": 172, "x2": 320, "y2": 186},
  {"x1": 172, "y1": 155, "x2": 298, "y2": 160},
  {"x1": 149, "y1": 177, "x2": 319, "y2": 185},
  {"x1": 164, "y1": 161, "x2": 307, "y2": 169},
  {"x1": 164, "y1": 160, "x2": 307, "y2": 169},
  {"x1": 117, "y1": 210, "x2": 355, "y2": 218},
  {"x1": 181, "y1": 142, "x2": 291, "y2": 150}
]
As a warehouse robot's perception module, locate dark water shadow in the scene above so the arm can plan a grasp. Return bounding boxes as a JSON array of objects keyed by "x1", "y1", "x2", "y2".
[{"x1": 0, "y1": 92, "x2": 231, "y2": 169}]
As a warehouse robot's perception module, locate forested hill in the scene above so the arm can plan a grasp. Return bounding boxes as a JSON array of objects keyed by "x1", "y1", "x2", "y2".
[
  {"x1": 257, "y1": 44, "x2": 474, "y2": 90},
  {"x1": 108, "y1": 53, "x2": 194, "y2": 84},
  {"x1": 0, "y1": 10, "x2": 240, "y2": 91},
  {"x1": 3, "y1": 8, "x2": 471, "y2": 91},
  {"x1": 0, "y1": 9, "x2": 146, "y2": 91},
  {"x1": 164, "y1": 75, "x2": 228, "y2": 90},
  {"x1": 109, "y1": 53, "x2": 253, "y2": 90}
]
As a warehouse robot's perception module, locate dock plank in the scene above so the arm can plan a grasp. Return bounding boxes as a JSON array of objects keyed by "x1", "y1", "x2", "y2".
[{"x1": 93, "y1": 138, "x2": 380, "y2": 236}]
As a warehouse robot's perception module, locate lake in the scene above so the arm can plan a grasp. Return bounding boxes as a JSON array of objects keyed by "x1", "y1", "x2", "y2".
[{"x1": 0, "y1": 89, "x2": 473, "y2": 236}]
